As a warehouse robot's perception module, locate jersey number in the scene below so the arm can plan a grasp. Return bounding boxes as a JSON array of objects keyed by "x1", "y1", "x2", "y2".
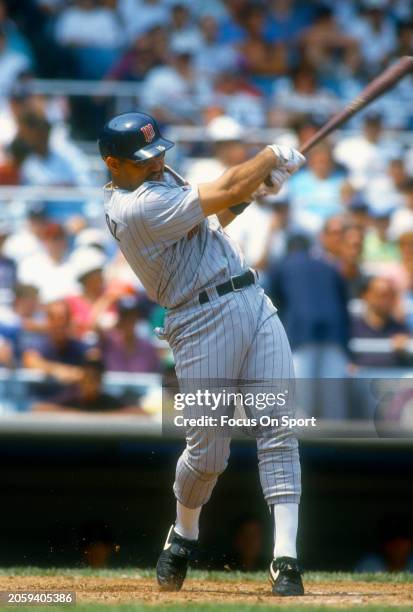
[{"x1": 106, "y1": 214, "x2": 120, "y2": 242}]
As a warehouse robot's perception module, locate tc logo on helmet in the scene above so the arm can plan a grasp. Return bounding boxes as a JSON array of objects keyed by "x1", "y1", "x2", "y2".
[{"x1": 141, "y1": 123, "x2": 156, "y2": 143}]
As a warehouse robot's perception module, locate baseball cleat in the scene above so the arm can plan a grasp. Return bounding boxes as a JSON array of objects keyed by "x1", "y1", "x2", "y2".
[
  {"x1": 269, "y1": 556, "x2": 304, "y2": 596},
  {"x1": 156, "y1": 525, "x2": 198, "y2": 592}
]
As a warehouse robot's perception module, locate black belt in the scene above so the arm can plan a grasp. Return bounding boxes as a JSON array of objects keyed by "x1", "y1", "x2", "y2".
[{"x1": 199, "y1": 270, "x2": 256, "y2": 305}]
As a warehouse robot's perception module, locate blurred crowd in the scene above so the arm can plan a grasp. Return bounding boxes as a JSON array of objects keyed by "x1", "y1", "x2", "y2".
[
  {"x1": 1, "y1": 0, "x2": 413, "y2": 135},
  {"x1": 0, "y1": 0, "x2": 413, "y2": 419}
]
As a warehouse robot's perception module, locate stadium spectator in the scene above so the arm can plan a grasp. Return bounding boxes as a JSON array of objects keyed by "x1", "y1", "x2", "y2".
[
  {"x1": 17, "y1": 112, "x2": 91, "y2": 187},
  {"x1": 228, "y1": 192, "x2": 289, "y2": 272},
  {"x1": 0, "y1": 333, "x2": 12, "y2": 366},
  {"x1": 0, "y1": 137, "x2": 30, "y2": 184},
  {"x1": 267, "y1": 0, "x2": 309, "y2": 43},
  {"x1": 99, "y1": 296, "x2": 161, "y2": 373},
  {"x1": 0, "y1": 283, "x2": 44, "y2": 363},
  {"x1": 236, "y1": 3, "x2": 287, "y2": 92},
  {"x1": 338, "y1": 224, "x2": 368, "y2": 300},
  {"x1": 3, "y1": 201, "x2": 48, "y2": 264},
  {"x1": 362, "y1": 209, "x2": 400, "y2": 274},
  {"x1": 168, "y1": 3, "x2": 202, "y2": 55},
  {"x1": 347, "y1": 194, "x2": 370, "y2": 230},
  {"x1": 346, "y1": 3, "x2": 397, "y2": 73},
  {"x1": 334, "y1": 112, "x2": 402, "y2": 191},
  {"x1": 394, "y1": 19, "x2": 413, "y2": 58},
  {"x1": 67, "y1": 247, "x2": 121, "y2": 339},
  {"x1": 23, "y1": 300, "x2": 89, "y2": 385},
  {"x1": 0, "y1": 0, "x2": 33, "y2": 60},
  {"x1": 32, "y1": 354, "x2": 137, "y2": 413},
  {"x1": 118, "y1": 0, "x2": 169, "y2": 42},
  {"x1": 257, "y1": 194, "x2": 298, "y2": 270},
  {"x1": 209, "y1": 69, "x2": 266, "y2": 127},
  {"x1": 18, "y1": 222, "x2": 77, "y2": 302},
  {"x1": 106, "y1": 32, "x2": 159, "y2": 82},
  {"x1": 271, "y1": 64, "x2": 340, "y2": 127},
  {"x1": 350, "y1": 277, "x2": 411, "y2": 368},
  {"x1": 194, "y1": 15, "x2": 239, "y2": 78},
  {"x1": 317, "y1": 215, "x2": 346, "y2": 264},
  {"x1": 185, "y1": 115, "x2": 248, "y2": 183},
  {"x1": 0, "y1": 26, "x2": 32, "y2": 95},
  {"x1": 217, "y1": 0, "x2": 251, "y2": 45},
  {"x1": 54, "y1": 0, "x2": 123, "y2": 79},
  {"x1": 268, "y1": 234, "x2": 349, "y2": 417},
  {"x1": 298, "y1": 4, "x2": 359, "y2": 73},
  {"x1": 0, "y1": 218, "x2": 17, "y2": 305},
  {"x1": 365, "y1": 158, "x2": 408, "y2": 213},
  {"x1": 288, "y1": 143, "x2": 347, "y2": 234},
  {"x1": 389, "y1": 178, "x2": 413, "y2": 242},
  {"x1": 141, "y1": 45, "x2": 210, "y2": 124}
]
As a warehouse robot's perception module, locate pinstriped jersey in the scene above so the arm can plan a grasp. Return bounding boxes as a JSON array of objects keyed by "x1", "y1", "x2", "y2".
[{"x1": 103, "y1": 172, "x2": 246, "y2": 309}]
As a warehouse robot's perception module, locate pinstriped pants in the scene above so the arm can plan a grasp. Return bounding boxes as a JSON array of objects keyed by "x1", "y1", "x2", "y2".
[{"x1": 164, "y1": 284, "x2": 301, "y2": 509}]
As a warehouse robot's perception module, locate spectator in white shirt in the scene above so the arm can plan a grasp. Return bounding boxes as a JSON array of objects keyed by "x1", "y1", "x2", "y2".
[
  {"x1": 364, "y1": 158, "x2": 408, "y2": 214},
  {"x1": 194, "y1": 15, "x2": 239, "y2": 78},
  {"x1": 270, "y1": 64, "x2": 340, "y2": 127},
  {"x1": 334, "y1": 112, "x2": 403, "y2": 190},
  {"x1": 169, "y1": 3, "x2": 202, "y2": 54},
  {"x1": 346, "y1": 3, "x2": 396, "y2": 72},
  {"x1": 118, "y1": 0, "x2": 169, "y2": 42},
  {"x1": 18, "y1": 222, "x2": 77, "y2": 303},
  {"x1": 389, "y1": 179, "x2": 413, "y2": 242},
  {"x1": 0, "y1": 27, "x2": 31, "y2": 95},
  {"x1": 3, "y1": 202, "x2": 48, "y2": 264},
  {"x1": 208, "y1": 69, "x2": 266, "y2": 128},
  {"x1": 55, "y1": 0, "x2": 123, "y2": 78},
  {"x1": 185, "y1": 115, "x2": 248, "y2": 184},
  {"x1": 55, "y1": 0, "x2": 122, "y2": 49},
  {"x1": 17, "y1": 112, "x2": 91, "y2": 187},
  {"x1": 141, "y1": 45, "x2": 211, "y2": 123}
]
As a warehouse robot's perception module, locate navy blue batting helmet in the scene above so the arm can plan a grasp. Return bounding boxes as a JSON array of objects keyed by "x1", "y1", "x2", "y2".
[{"x1": 98, "y1": 112, "x2": 174, "y2": 162}]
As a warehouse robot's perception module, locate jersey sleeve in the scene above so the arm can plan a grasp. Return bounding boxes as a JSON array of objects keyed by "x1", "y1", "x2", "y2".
[{"x1": 141, "y1": 183, "x2": 205, "y2": 243}]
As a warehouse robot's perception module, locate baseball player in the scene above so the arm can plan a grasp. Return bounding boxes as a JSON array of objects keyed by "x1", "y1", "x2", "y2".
[{"x1": 98, "y1": 112, "x2": 305, "y2": 596}]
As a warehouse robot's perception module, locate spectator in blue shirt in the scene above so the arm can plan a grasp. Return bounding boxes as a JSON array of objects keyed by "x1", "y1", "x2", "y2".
[
  {"x1": 0, "y1": 218, "x2": 16, "y2": 306},
  {"x1": 350, "y1": 276, "x2": 411, "y2": 368},
  {"x1": 288, "y1": 143, "x2": 348, "y2": 234},
  {"x1": 268, "y1": 234, "x2": 349, "y2": 418},
  {"x1": 23, "y1": 300, "x2": 90, "y2": 385}
]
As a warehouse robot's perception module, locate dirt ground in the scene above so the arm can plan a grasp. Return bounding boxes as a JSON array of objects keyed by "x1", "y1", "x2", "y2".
[{"x1": 1, "y1": 575, "x2": 413, "y2": 607}]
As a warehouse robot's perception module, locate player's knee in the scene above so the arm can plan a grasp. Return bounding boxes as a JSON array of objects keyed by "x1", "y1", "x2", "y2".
[{"x1": 185, "y1": 450, "x2": 229, "y2": 479}]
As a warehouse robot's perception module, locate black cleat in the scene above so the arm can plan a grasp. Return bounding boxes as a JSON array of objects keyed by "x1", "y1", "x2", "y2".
[
  {"x1": 269, "y1": 556, "x2": 304, "y2": 596},
  {"x1": 156, "y1": 525, "x2": 198, "y2": 592}
]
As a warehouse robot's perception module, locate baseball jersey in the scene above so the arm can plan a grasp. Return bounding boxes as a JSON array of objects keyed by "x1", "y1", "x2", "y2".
[{"x1": 103, "y1": 172, "x2": 247, "y2": 309}]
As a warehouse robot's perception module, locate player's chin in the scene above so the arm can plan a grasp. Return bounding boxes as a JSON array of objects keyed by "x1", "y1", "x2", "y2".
[{"x1": 147, "y1": 169, "x2": 163, "y2": 181}]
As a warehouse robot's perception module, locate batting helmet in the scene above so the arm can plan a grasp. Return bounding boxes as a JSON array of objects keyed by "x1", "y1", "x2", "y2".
[{"x1": 98, "y1": 112, "x2": 174, "y2": 162}]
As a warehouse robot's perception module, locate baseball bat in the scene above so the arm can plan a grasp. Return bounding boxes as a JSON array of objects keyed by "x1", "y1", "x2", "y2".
[{"x1": 299, "y1": 55, "x2": 413, "y2": 155}]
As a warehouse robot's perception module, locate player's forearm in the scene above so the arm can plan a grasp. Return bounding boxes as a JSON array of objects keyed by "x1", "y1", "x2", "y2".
[
  {"x1": 199, "y1": 148, "x2": 277, "y2": 216},
  {"x1": 221, "y1": 148, "x2": 277, "y2": 199}
]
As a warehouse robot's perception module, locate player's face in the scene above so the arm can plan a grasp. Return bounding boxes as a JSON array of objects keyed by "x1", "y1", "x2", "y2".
[{"x1": 105, "y1": 153, "x2": 166, "y2": 190}]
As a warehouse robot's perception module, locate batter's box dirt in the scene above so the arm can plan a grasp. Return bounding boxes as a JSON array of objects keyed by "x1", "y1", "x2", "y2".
[{"x1": 0, "y1": 572, "x2": 413, "y2": 610}]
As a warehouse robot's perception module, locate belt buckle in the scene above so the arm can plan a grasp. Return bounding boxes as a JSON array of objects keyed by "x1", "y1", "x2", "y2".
[{"x1": 230, "y1": 275, "x2": 242, "y2": 292}]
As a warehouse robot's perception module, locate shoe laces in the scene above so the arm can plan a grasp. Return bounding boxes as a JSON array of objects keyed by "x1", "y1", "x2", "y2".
[{"x1": 274, "y1": 556, "x2": 302, "y2": 574}]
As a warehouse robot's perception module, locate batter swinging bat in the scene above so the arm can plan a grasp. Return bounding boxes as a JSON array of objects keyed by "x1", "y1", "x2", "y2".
[{"x1": 299, "y1": 55, "x2": 413, "y2": 155}]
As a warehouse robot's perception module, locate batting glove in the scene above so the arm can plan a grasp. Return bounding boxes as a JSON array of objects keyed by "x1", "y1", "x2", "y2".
[
  {"x1": 254, "y1": 167, "x2": 290, "y2": 197},
  {"x1": 267, "y1": 144, "x2": 306, "y2": 173}
]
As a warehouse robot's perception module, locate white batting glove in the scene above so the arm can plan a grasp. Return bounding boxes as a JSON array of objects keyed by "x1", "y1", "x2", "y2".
[
  {"x1": 267, "y1": 167, "x2": 290, "y2": 193},
  {"x1": 267, "y1": 144, "x2": 306, "y2": 174},
  {"x1": 254, "y1": 167, "x2": 290, "y2": 198}
]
